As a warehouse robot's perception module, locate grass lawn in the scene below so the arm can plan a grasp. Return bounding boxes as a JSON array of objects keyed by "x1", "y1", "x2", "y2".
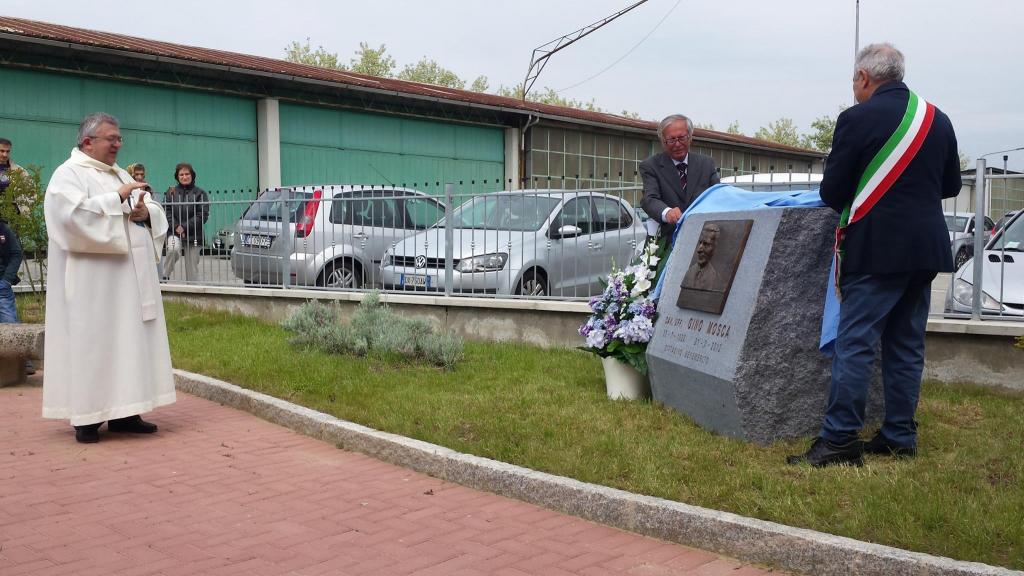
[{"x1": 161, "y1": 302, "x2": 1020, "y2": 568}]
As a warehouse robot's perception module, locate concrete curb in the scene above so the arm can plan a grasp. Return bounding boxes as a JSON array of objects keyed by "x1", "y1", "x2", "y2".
[{"x1": 174, "y1": 369, "x2": 1021, "y2": 576}]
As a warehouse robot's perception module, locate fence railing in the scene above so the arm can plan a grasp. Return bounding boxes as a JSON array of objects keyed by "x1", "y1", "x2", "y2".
[
  {"x1": 152, "y1": 169, "x2": 1022, "y2": 321},
  {"x1": 160, "y1": 182, "x2": 649, "y2": 301}
]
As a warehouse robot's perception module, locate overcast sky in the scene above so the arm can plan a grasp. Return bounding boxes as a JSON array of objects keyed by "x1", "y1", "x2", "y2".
[{"x1": 6, "y1": 0, "x2": 1023, "y2": 169}]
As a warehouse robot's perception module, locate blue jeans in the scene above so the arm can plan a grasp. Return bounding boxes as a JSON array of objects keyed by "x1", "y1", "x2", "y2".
[
  {"x1": 821, "y1": 271, "x2": 934, "y2": 447},
  {"x1": 0, "y1": 279, "x2": 18, "y2": 323}
]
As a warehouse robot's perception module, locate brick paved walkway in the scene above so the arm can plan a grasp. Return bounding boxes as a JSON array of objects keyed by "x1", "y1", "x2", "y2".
[{"x1": 0, "y1": 381, "x2": 787, "y2": 576}]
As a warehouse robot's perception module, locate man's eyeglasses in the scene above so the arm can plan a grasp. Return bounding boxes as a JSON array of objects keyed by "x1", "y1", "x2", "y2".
[
  {"x1": 664, "y1": 136, "x2": 690, "y2": 145},
  {"x1": 90, "y1": 135, "x2": 123, "y2": 144}
]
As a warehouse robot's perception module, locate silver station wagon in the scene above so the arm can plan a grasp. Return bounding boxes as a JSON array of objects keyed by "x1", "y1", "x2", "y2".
[
  {"x1": 380, "y1": 190, "x2": 646, "y2": 297},
  {"x1": 230, "y1": 185, "x2": 445, "y2": 288}
]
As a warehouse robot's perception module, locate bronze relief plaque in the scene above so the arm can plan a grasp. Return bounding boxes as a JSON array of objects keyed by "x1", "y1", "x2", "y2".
[{"x1": 677, "y1": 219, "x2": 753, "y2": 314}]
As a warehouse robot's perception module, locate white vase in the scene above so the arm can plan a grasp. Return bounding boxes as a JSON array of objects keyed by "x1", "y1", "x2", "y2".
[{"x1": 601, "y1": 357, "x2": 651, "y2": 400}]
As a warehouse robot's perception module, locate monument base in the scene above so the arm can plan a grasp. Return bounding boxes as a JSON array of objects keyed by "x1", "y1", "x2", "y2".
[{"x1": 647, "y1": 207, "x2": 883, "y2": 444}]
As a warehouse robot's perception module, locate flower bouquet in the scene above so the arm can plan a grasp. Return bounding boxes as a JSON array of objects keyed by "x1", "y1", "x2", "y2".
[{"x1": 579, "y1": 235, "x2": 666, "y2": 376}]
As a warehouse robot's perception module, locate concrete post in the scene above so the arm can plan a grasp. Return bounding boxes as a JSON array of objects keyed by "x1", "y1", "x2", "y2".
[
  {"x1": 257, "y1": 98, "x2": 282, "y2": 191},
  {"x1": 504, "y1": 127, "x2": 521, "y2": 190},
  {"x1": 971, "y1": 158, "x2": 986, "y2": 319}
]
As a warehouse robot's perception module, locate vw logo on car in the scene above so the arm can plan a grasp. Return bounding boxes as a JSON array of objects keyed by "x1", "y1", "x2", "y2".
[{"x1": 414, "y1": 255, "x2": 427, "y2": 269}]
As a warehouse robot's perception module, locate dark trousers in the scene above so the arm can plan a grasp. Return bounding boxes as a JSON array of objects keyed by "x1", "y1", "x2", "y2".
[{"x1": 821, "y1": 271, "x2": 935, "y2": 447}]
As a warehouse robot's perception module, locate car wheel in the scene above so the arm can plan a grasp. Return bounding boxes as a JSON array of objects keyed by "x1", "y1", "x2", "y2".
[
  {"x1": 516, "y1": 270, "x2": 548, "y2": 297},
  {"x1": 954, "y1": 247, "x2": 971, "y2": 270},
  {"x1": 319, "y1": 259, "x2": 362, "y2": 289}
]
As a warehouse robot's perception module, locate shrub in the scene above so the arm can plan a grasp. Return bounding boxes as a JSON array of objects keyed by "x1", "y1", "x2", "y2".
[{"x1": 282, "y1": 292, "x2": 464, "y2": 369}]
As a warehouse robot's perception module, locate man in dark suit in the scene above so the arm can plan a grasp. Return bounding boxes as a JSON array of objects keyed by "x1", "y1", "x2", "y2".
[
  {"x1": 788, "y1": 43, "x2": 961, "y2": 467},
  {"x1": 640, "y1": 114, "x2": 720, "y2": 239}
]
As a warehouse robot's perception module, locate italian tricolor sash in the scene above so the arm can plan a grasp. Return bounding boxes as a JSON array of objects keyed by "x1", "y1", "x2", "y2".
[{"x1": 833, "y1": 90, "x2": 936, "y2": 297}]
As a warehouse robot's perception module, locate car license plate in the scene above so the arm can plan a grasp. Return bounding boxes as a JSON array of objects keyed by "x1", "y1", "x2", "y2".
[
  {"x1": 400, "y1": 274, "x2": 431, "y2": 288},
  {"x1": 241, "y1": 234, "x2": 273, "y2": 248}
]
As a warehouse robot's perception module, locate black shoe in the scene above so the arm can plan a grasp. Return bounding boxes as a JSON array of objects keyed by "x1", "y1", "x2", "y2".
[
  {"x1": 107, "y1": 415, "x2": 158, "y2": 434},
  {"x1": 864, "y1": 431, "x2": 916, "y2": 458},
  {"x1": 786, "y1": 437, "x2": 864, "y2": 467},
  {"x1": 74, "y1": 423, "x2": 101, "y2": 444}
]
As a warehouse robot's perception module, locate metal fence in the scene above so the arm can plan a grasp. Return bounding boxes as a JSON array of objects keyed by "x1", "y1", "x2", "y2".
[
  {"x1": 155, "y1": 167, "x2": 1021, "y2": 320},
  {"x1": 938, "y1": 168, "x2": 1024, "y2": 322},
  {"x1": 160, "y1": 181, "x2": 649, "y2": 301}
]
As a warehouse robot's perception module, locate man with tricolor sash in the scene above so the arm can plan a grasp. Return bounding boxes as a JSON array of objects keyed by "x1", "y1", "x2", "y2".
[{"x1": 788, "y1": 43, "x2": 961, "y2": 467}]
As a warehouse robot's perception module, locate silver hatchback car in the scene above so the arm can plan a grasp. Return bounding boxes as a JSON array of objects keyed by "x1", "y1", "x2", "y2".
[
  {"x1": 231, "y1": 185, "x2": 445, "y2": 288},
  {"x1": 380, "y1": 190, "x2": 646, "y2": 297}
]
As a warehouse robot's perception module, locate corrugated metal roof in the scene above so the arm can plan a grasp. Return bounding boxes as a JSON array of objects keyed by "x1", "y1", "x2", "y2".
[{"x1": 0, "y1": 15, "x2": 822, "y2": 157}]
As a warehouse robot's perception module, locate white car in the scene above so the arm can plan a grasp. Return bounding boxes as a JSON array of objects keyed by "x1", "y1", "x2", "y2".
[{"x1": 945, "y1": 210, "x2": 1024, "y2": 316}]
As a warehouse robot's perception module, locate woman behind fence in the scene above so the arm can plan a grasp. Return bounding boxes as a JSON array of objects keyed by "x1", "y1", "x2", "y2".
[{"x1": 162, "y1": 162, "x2": 208, "y2": 281}]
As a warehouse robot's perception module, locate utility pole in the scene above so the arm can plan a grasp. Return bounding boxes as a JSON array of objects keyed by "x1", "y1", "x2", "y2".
[
  {"x1": 522, "y1": 0, "x2": 648, "y2": 101},
  {"x1": 854, "y1": 0, "x2": 861, "y2": 63}
]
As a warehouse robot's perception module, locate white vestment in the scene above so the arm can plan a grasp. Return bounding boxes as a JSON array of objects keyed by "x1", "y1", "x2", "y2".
[{"x1": 42, "y1": 148, "x2": 176, "y2": 425}]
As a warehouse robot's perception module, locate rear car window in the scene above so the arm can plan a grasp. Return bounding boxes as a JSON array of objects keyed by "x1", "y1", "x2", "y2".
[{"x1": 243, "y1": 189, "x2": 313, "y2": 222}]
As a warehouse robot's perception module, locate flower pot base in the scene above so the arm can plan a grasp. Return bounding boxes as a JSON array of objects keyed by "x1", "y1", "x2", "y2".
[{"x1": 602, "y1": 357, "x2": 651, "y2": 400}]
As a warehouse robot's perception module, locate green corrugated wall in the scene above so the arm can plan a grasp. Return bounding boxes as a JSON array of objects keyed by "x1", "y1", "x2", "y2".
[
  {"x1": 279, "y1": 103, "x2": 505, "y2": 195},
  {"x1": 0, "y1": 67, "x2": 258, "y2": 242}
]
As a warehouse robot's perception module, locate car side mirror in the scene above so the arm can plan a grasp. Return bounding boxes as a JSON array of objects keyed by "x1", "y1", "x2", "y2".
[{"x1": 552, "y1": 224, "x2": 583, "y2": 239}]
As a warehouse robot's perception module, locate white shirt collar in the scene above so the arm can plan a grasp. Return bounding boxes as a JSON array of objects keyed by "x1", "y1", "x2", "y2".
[{"x1": 671, "y1": 154, "x2": 689, "y2": 167}]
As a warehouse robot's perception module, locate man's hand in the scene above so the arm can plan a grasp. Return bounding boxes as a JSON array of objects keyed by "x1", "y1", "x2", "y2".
[
  {"x1": 118, "y1": 181, "x2": 149, "y2": 202},
  {"x1": 129, "y1": 192, "x2": 150, "y2": 222},
  {"x1": 175, "y1": 225, "x2": 185, "y2": 237},
  {"x1": 665, "y1": 207, "x2": 683, "y2": 224}
]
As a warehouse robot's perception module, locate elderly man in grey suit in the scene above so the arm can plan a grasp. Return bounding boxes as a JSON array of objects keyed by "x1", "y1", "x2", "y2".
[{"x1": 640, "y1": 114, "x2": 720, "y2": 240}]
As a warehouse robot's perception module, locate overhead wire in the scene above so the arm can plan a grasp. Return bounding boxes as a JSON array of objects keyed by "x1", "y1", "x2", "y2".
[{"x1": 554, "y1": 0, "x2": 682, "y2": 93}]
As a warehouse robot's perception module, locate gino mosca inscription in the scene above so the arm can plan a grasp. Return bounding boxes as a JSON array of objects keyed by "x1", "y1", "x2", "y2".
[{"x1": 677, "y1": 219, "x2": 753, "y2": 315}]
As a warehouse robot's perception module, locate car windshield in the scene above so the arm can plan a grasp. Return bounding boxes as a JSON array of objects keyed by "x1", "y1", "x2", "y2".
[
  {"x1": 242, "y1": 189, "x2": 313, "y2": 222},
  {"x1": 448, "y1": 195, "x2": 560, "y2": 231},
  {"x1": 991, "y1": 214, "x2": 1024, "y2": 252},
  {"x1": 944, "y1": 214, "x2": 970, "y2": 232}
]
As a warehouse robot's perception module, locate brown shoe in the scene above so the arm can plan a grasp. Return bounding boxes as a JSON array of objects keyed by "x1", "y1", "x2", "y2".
[{"x1": 107, "y1": 415, "x2": 158, "y2": 434}]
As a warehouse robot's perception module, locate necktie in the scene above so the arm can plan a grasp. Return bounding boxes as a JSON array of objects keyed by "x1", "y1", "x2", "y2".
[{"x1": 676, "y1": 162, "x2": 688, "y2": 191}]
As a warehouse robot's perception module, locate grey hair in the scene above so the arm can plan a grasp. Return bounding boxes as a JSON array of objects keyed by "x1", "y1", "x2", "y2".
[
  {"x1": 702, "y1": 222, "x2": 721, "y2": 241},
  {"x1": 855, "y1": 43, "x2": 904, "y2": 83},
  {"x1": 657, "y1": 114, "x2": 694, "y2": 142},
  {"x1": 77, "y1": 112, "x2": 120, "y2": 149}
]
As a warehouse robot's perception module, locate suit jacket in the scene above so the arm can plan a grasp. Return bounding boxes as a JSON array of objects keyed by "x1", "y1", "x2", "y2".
[
  {"x1": 820, "y1": 81, "x2": 961, "y2": 275},
  {"x1": 640, "y1": 151, "x2": 720, "y2": 237}
]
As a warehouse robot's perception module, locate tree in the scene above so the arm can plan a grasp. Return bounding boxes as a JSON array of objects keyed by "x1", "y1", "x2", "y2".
[
  {"x1": 0, "y1": 165, "x2": 47, "y2": 317},
  {"x1": 959, "y1": 150, "x2": 971, "y2": 170},
  {"x1": 696, "y1": 122, "x2": 715, "y2": 131},
  {"x1": 799, "y1": 114, "x2": 837, "y2": 152},
  {"x1": 726, "y1": 121, "x2": 742, "y2": 135},
  {"x1": 754, "y1": 118, "x2": 801, "y2": 147},
  {"x1": 470, "y1": 75, "x2": 490, "y2": 93},
  {"x1": 349, "y1": 42, "x2": 396, "y2": 77},
  {"x1": 284, "y1": 38, "x2": 343, "y2": 70},
  {"x1": 398, "y1": 57, "x2": 465, "y2": 89}
]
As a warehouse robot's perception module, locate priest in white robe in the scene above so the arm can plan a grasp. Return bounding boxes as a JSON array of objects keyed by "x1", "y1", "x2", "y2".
[{"x1": 42, "y1": 112, "x2": 176, "y2": 444}]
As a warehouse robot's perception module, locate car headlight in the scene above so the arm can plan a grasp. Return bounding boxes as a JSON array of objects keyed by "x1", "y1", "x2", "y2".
[
  {"x1": 457, "y1": 253, "x2": 508, "y2": 273},
  {"x1": 382, "y1": 248, "x2": 393, "y2": 268},
  {"x1": 951, "y1": 279, "x2": 1002, "y2": 310}
]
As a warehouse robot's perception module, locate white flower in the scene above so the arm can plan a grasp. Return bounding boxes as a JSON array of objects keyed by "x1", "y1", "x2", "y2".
[
  {"x1": 631, "y1": 277, "x2": 651, "y2": 297},
  {"x1": 647, "y1": 255, "x2": 660, "y2": 268}
]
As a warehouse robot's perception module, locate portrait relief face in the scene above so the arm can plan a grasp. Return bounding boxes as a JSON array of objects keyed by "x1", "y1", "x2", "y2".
[{"x1": 696, "y1": 229, "x2": 718, "y2": 266}]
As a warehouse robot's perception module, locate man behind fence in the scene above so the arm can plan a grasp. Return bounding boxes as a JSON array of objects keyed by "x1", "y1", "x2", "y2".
[
  {"x1": 787, "y1": 43, "x2": 961, "y2": 467},
  {"x1": 42, "y1": 112, "x2": 176, "y2": 444},
  {"x1": 640, "y1": 114, "x2": 720, "y2": 240}
]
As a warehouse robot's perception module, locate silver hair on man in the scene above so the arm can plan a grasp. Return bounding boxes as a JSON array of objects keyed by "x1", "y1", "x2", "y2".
[
  {"x1": 657, "y1": 114, "x2": 694, "y2": 142},
  {"x1": 855, "y1": 43, "x2": 905, "y2": 83},
  {"x1": 77, "y1": 112, "x2": 120, "y2": 149}
]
